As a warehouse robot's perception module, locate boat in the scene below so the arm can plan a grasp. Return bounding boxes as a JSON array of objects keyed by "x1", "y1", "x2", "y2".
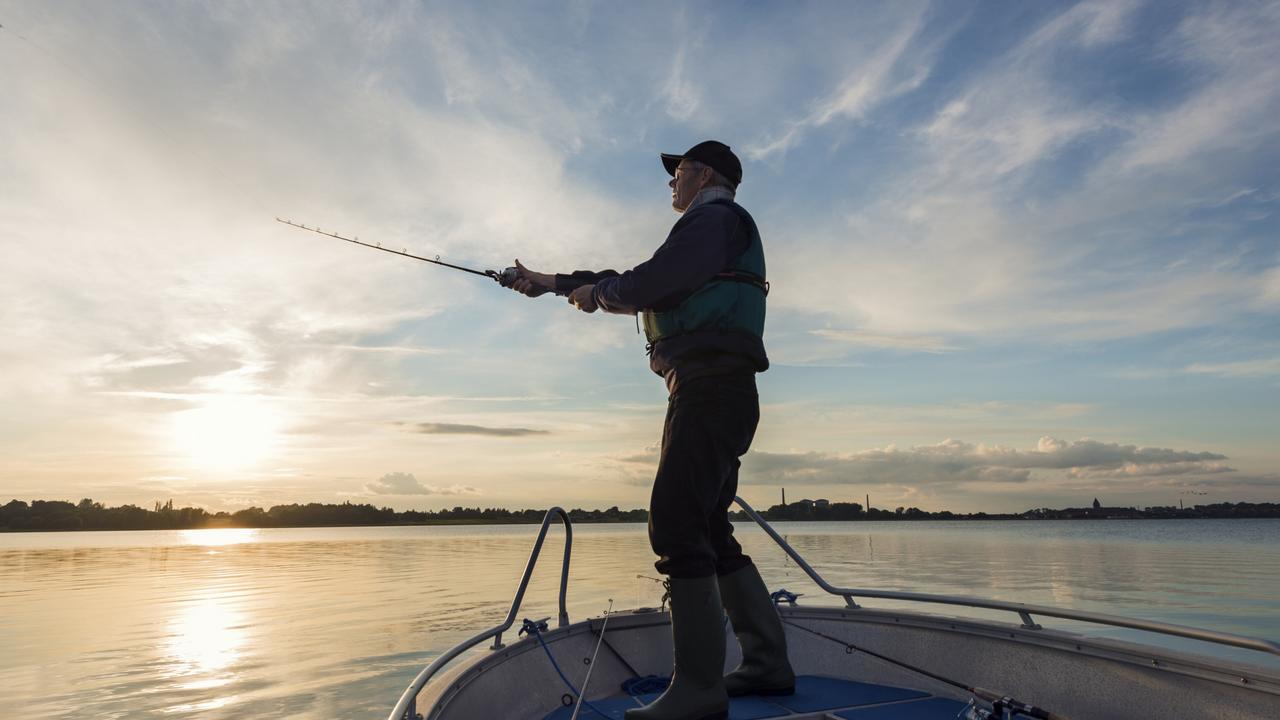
[{"x1": 387, "y1": 498, "x2": 1280, "y2": 719}]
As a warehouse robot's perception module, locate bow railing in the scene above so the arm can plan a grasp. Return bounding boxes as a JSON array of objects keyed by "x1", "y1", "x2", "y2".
[{"x1": 387, "y1": 507, "x2": 573, "y2": 720}]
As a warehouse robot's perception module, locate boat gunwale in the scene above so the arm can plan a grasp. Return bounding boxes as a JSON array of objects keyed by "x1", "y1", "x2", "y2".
[
  {"x1": 387, "y1": 499, "x2": 1280, "y2": 720},
  {"x1": 419, "y1": 605, "x2": 1280, "y2": 720}
]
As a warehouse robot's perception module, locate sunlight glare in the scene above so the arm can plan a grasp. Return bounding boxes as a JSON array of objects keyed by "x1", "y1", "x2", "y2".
[
  {"x1": 165, "y1": 592, "x2": 245, "y2": 677},
  {"x1": 171, "y1": 396, "x2": 281, "y2": 471},
  {"x1": 180, "y1": 528, "x2": 260, "y2": 547}
]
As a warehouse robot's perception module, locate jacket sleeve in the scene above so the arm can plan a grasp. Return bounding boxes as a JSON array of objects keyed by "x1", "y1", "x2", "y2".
[
  {"x1": 592, "y1": 205, "x2": 748, "y2": 316},
  {"x1": 554, "y1": 270, "x2": 620, "y2": 296}
]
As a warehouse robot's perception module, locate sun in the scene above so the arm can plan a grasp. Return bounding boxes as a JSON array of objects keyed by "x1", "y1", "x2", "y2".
[{"x1": 171, "y1": 396, "x2": 281, "y2": 471}]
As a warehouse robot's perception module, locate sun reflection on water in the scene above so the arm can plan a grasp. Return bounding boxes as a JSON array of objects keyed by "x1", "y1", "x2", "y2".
[
  {"x1": 165, "y1": 592, "x2": 246, "y2": 678},
  {"x1": 180, "y1": 528, "x2": 260, "y2": 546}
]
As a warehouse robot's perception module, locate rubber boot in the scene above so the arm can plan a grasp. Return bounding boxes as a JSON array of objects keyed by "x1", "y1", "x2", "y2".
[
  {"x1": 625, "y1": 575, "x2": 729, "y2": 720},
  {"x1": 718, "y1": 564, "x2": 796, "y2": 696}
]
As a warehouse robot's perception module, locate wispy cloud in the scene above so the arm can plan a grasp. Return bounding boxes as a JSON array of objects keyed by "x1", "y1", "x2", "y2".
[
  {"x1": 810, "y1": 329, "x2": 955, "y2": 353},
  {"x1": 319, "y1": 344, "x2": 447, "y2": 356},
  {"x1": 662, "y1": 46, "x2": 699, "y2": 121},
  {"x1": 408, "y1": 422, "x2": 549, "y2": 437},
  {"x1": 740, "y1": 437, "x2": 1230, "y2": 487},
  {"x1": 747, "y1": 6, "x2": 931, "y2": 160},
  {"x1": 365, "y1": 472, "x2": 480, "y2": 496},
  {"x1": 1184, "y1": 358, "x2": 1280, "y2": 378},
  {"x1": 2, "y1": 2, "x2": 1277, "y2": 513},
  {"x1": 1116, "y1": 2, "x2": 1280, "y2": 171}
]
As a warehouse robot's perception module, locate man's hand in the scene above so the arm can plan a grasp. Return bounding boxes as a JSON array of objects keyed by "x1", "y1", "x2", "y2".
[
  {"x1": 509, "y1": 259, "x2": 554, "y2": 298},
  {"x1": 569, "y1": 284, "x2": 598, "y2": 313}
]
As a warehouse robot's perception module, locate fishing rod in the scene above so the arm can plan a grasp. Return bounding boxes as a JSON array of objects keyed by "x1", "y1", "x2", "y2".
[
  {"x1": 275, "y1": 218, "x2": 519, "y2": 286},
  {"x1": 780, "y1": 618, "x2": 1063, "y2": 720}
]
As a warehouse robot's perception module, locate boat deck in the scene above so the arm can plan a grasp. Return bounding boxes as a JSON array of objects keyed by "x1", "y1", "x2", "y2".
[{"x1": 542, "y1": 675, "x2": 969, "y2": 719}]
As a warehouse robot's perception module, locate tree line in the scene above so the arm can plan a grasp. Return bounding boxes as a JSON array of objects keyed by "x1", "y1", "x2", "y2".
[
  {"x1": 2, "y1": 498, "x2": 1275, "y2": 532},
  {"x1": 0, "y1": 499, "x2": 648, "y2": 531}
]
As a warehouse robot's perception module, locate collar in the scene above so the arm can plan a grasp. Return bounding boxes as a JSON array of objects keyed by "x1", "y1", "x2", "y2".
[{"x1": 683, "y1": 186, "x2": 737, "y2": 214}]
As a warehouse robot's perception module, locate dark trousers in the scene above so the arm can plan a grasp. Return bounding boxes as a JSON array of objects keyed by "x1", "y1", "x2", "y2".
[{"x1": 649, "y1": 371, "x2": 759, "y2": 579}]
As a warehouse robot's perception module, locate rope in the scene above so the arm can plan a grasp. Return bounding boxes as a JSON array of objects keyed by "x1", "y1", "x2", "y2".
[
  {"x1": 621, "y1": 675, "x2": 670, "y2": 696},
  {"x1": 770, "y1": 588, "x2": 801, "y2": 606},
  {"x1": 519, "y1": 618, "x2": 610, "y2": 718}
]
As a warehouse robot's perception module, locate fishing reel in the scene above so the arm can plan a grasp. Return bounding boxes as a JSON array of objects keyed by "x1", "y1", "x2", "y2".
[
  {"x1": 964, "y1": 693, "x2": 1055, "y2": 720},
  {"x1": 491, "y1": 266, "x2": 520, "y2": 287}
]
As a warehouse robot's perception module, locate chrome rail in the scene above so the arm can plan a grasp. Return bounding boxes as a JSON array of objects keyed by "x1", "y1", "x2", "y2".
[
  {"x1": 388, "y1": 507, "x2": 573, "y2": 720},
  {"x1": 733, "y1": 496, "x2": 1280, "y2": 658}
]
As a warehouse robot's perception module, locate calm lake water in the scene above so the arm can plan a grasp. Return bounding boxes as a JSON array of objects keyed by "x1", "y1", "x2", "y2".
[{"x1": 2, "y1": 519, "x2": 1278, "y2": 719}]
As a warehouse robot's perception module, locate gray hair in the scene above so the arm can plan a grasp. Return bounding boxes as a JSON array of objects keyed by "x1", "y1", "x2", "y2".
[{"x1": 685, "y1": 160, "x2": 736, "y2": 194}]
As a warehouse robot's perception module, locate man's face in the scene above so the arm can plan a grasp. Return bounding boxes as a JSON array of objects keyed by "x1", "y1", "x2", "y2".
[{"x1": 669, "y1": 162, "x2": 709, "y2": 213}]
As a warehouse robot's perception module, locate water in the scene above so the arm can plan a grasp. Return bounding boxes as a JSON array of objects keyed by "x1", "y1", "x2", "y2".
[{"x1": 2, "y1": 520, "x2": 1277, "y2": 719}]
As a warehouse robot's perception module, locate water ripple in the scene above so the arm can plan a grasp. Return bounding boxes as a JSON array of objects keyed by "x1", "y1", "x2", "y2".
[{"x1": 1, "y1": 520, "x2": 1277, "y2": 719}]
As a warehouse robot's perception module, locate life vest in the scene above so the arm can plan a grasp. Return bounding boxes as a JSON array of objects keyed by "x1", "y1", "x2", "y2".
[{"x1": 641, "y1": 201, "x2": 767, "y2": 346}]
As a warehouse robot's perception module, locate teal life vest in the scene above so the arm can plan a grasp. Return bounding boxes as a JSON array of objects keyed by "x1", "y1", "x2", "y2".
[{"x1": 641, "y1": 201, "x2": 767, "y2": 346}]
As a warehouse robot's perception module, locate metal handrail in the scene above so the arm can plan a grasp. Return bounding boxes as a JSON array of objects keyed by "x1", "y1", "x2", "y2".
[
  {"x1": 387, "y1": 507, "x2": 573, "y2": 720},
  {"x1": 733, "y1": 496, "x2": 1280, "y2": 657}
]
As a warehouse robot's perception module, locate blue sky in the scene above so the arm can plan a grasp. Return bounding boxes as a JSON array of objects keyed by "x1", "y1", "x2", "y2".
[{"x1": 1, "y1": 0, "x2": 1277, "y2": 514}]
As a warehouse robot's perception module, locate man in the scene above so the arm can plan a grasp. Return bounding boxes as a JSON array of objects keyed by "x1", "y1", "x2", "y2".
[{"x1": 508, "y1": 141, "x2": 794, "y2": 720}]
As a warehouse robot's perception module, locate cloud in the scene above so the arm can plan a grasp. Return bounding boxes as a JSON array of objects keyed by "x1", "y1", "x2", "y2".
[
  {"x1": 760, "y1": 0, "x2": 1280, "y2": 348},
  {"x1": 810, "y1": 329, "x2": 955, "y2": 353},
  {"x1": 3, "y1": 3, "x2": 1278, "y2": 513},
  {"x1": 1184, "y1": 358, "x2": 1280, "y2": 378},
  {"x1": 408, "y1": 422, "x2": 549, "y2": 437},
  {"x1": 747, "y1": 5, "x2": 930, "y2": 160},
  {"x1": 365, "y1": 472, "x2": 479, "y2": 496},
  {"x1": 1116, "y1": 2, "x2": 1280, "y2": 171},
  {"x1": 743, "y1": 442, "x2": 1032, "y2": 487},
  {"x1": 738, "y1": 436, "x2": 1231, "y2": 487},
  {"x1": 318, "y1": 344, "x2": 447, "y2": 356},
  {"x1": 1262, "y1": 267, "x2": 1280, "y2": 306},
  {"x1": 1066, "y1": 461, "x2": 1232, "y2": 479},
  {"x1": 921, "y1": 1, "x2": 1143, "y2": 174},
  {"x1": 662, "y1": 46, "x2": 699, "y2": 121}
]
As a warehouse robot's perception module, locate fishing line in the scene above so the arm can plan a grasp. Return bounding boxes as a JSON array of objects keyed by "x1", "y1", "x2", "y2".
[{"x1": 571, "y1": 599, "x2": 615, "y2": 720}]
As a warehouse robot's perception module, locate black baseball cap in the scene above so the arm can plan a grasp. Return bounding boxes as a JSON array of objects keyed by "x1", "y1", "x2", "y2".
[{"x1": 661, "y1": 140, "x2": 743, "y2": 187}]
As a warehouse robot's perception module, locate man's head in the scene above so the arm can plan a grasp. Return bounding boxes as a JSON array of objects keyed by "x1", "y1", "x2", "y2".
[{"x1": 661, "y1": 140, "x2": 741, "y2": 213}]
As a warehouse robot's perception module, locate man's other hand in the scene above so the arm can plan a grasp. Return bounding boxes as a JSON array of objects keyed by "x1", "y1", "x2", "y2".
[
  {"x1": 569, "y1": 284, "x2": 598, "y2": 313},
  {"x1": 510, "y1": 260, "x2": 554, "y2": 297}
]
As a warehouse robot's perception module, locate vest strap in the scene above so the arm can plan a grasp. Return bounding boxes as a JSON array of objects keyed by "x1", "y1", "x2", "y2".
[{"x1": 713, "y1": 270, "x2": 769, "y2": 296}]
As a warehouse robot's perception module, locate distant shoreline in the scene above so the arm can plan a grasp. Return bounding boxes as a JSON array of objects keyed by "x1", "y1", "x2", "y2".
[
  {"x1": 2, "y1": 498, "x2": 1276, "y2": 532},
  {"x1": 4, "y1": 515, "x2": 1280, "y2": 534}
]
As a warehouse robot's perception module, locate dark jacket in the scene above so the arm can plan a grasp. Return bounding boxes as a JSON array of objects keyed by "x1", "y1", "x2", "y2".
[{"x1": 555, "y1": 200, "x2": 769, "y2": 391}]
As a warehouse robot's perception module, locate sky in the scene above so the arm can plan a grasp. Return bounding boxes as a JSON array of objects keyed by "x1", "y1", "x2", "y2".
[{"x1": 1, "y1": 0, "x2": 1277, "y2": 515}]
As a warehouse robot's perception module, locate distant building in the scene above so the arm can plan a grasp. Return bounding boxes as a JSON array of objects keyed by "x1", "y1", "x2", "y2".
[
  {"x1": 814, "y1": 499, "x2": 830, "y2": 508},
  {"x1": 1093, "y1": 498, "x2": 1101, "y2": 509}
]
